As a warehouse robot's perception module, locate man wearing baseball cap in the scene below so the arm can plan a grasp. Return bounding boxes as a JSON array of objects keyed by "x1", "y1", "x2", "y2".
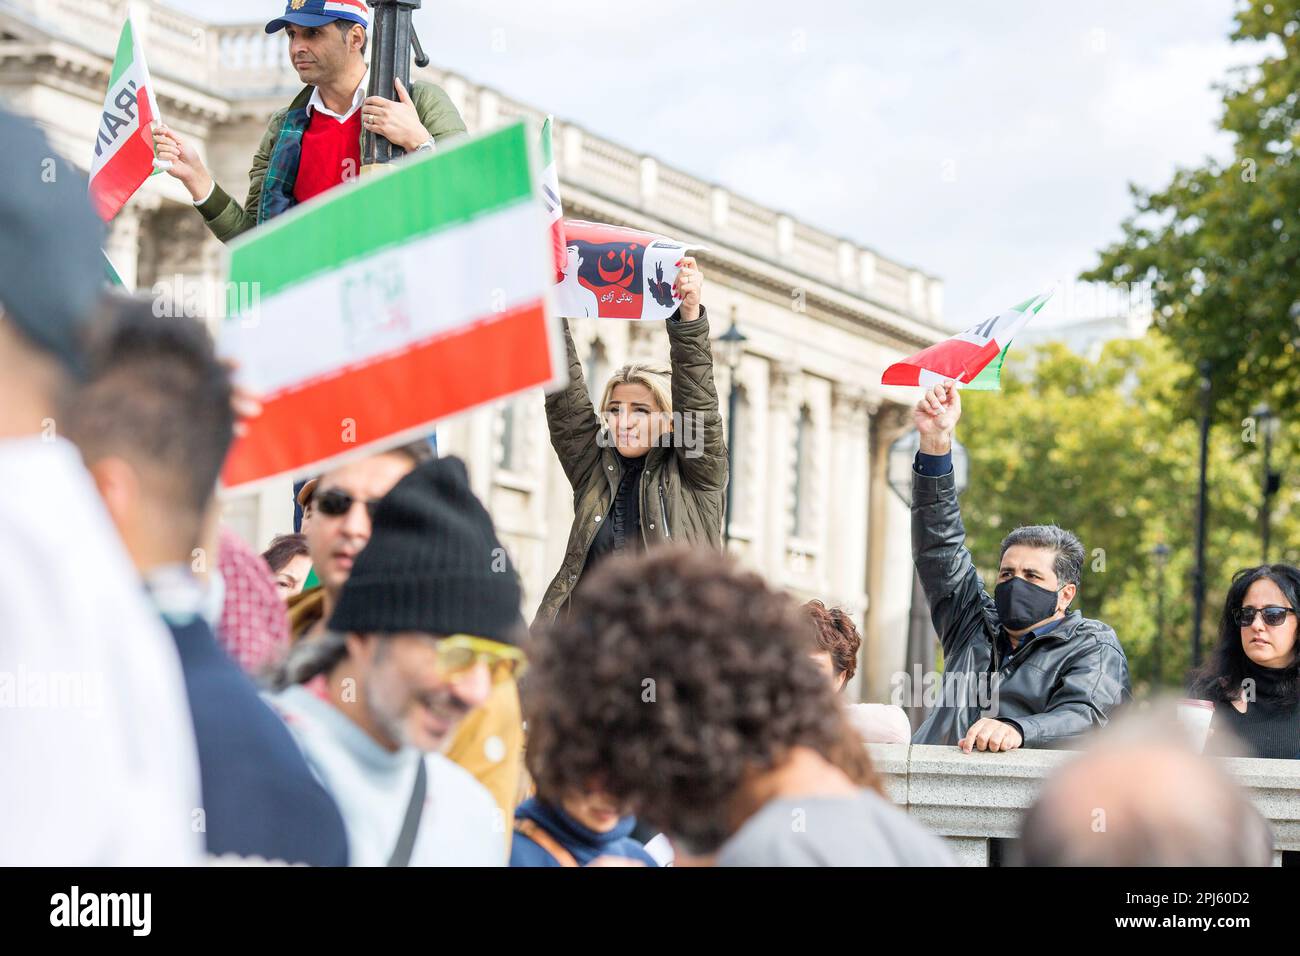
[{"x1": 154, "y1": 0, "x2": 466, "y2": 243}]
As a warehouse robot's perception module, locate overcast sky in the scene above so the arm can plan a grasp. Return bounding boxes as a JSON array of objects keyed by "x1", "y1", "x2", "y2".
[{"x1": 170, "y1": 0, "x2": 1262, "y2": 329}]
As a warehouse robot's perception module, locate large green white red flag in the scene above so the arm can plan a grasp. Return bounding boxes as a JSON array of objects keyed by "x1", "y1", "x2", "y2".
[
  {"x1": 882, "y1": 289, "x2": 1054, "y2": 390},
  {"x1": 216, "y1": 121, "x2": 565, "y2": 491},
  {"x1": 540, "y1": 116, "x2": 566, "y2": 282},
  {"x1": 89, "y1": 15, "x2": 164, "y2": 221}
]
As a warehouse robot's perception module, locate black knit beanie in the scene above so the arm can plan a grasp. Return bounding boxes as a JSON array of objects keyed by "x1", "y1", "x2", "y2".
[{"x1": 328, "y1": 456, "x2": 525, "y2": 643}]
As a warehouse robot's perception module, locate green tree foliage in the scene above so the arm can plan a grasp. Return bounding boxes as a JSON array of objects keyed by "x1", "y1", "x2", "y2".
[
  {"x1": 1083, "y1": 0, "x2": 1300, "y2": 420},
  {"x1": 958, "y1": 337, "x2": 1299, "y2": 696}
]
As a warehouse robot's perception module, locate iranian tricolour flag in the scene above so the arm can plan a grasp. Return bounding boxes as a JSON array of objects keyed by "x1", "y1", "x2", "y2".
[
  {"x1": 882, "y1": 289, "x2": 1054, "y2": 390},
  {"x1": 540, "y1": 116, "x2": 566, "y2": 282},
  {"x1": 89, "y1": 15, "x2": 164, "y2": 221},
  {"x1": 216, "y1": 121, "x2": 564, "y2": 492}
]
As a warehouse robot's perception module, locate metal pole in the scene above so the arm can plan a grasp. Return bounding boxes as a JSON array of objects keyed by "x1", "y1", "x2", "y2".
[
  {"x1": 362, "y1": 0, "x2": 422, "y2": 171},
  {"x1": 1191, "y1": 360, "x2": 1212, "y2": 668},
  {"x1": 1154, "y1": 559, "x2": 1165, "y2": 687},
  {"x1": 1262, "y1": 420, "x2": 1274, "y2": 563},
  {"x1": 723, "y1": 371, "x2": 738, "y2": 546}
]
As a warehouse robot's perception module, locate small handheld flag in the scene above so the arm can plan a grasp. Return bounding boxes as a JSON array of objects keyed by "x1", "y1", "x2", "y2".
[
  {"x1": 882, "y1": 289, "x2": 1054, "y2": 390},
  {"x1": 89, "y1": 14, "x2": 165, "y2": 221}
]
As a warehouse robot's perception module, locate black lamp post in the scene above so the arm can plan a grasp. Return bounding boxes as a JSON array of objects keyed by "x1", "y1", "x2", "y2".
[
  {"x1": 1152, "y1": 542, "x2": 1170, "y2": 687},
  {"x1": 1252, "y1": 403, "x2": 1281, "y2": 563},
  {"x1": 362, "y1": 0, "x2": 432, "y2": 171},
  {"x1": 715, "y1": 312, "x2": 748, "y2": 547},
  {"x1": 1191, "y1": 360, "x2": 1212, "y2": 668}
]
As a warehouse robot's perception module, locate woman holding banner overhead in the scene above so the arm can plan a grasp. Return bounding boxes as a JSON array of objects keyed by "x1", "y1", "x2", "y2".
[{"x1": 533, "y1": 257, "x2": 727, "y2": 628}]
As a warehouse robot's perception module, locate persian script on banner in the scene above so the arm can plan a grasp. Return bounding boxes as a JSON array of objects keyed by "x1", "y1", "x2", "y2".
[{"x1": 555, "y1": 221, "x2": 696, "y2": 321}]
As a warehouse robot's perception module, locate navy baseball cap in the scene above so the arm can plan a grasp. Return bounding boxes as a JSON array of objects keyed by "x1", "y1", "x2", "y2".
[
  {"x1": 265, "y1": 0, "x2": 369, "y2": 34},
  {"x1": 0, "y1": 109, "x2": 104, "y2": 375}
]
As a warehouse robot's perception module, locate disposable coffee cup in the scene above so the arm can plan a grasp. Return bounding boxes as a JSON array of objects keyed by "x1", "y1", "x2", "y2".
[{"x1": 1177, "y1": 699, "x2": 1215, "y2": 753}]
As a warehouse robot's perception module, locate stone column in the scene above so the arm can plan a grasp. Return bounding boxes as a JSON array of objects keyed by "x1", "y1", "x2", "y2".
[
  {"x1": 763, "y1": 362, "x2": 798, "y2": 581},
  {"x1": 829, "y1": 382, "x2": 871, "y2": 696},
  {"x1": 863, "y1": 401, "x2": 911, "y2": 703}
]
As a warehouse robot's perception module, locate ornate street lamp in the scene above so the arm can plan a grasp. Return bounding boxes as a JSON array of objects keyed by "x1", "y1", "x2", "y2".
[{"x1": 886, "y1": 428, "x2": 968, "y2": 507}]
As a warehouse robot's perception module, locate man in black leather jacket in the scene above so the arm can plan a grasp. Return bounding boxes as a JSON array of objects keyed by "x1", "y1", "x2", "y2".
[{"x1": 910, "y1": 380, "x2": 1131, "y2": 751}]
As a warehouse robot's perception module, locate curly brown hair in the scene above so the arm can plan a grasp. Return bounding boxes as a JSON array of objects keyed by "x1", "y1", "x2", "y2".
[
  {"x1": 804, "y1": 600, "x2": 862, "y2": 682},
  {"x1": 524, "y1": 545, "x2": 878, "y2": 854}
]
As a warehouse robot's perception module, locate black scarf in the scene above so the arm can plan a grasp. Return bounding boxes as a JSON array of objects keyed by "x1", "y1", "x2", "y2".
[
  {"x1": 1241, "y1": 655, "x2": 1299, "y2": 710},
  {"x1": 584, "y1": 453, "x2": 646, "y2": 574}
]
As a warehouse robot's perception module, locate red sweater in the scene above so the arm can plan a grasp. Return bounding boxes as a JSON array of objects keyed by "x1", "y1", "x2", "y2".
[{"x1": 293, "y1": 107, "x2": 362, "y2": 204}]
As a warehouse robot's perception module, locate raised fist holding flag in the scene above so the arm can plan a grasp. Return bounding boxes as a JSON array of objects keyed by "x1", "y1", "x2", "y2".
[
  {"x1": 913, "y1": 379, "x2": 961, "y2": 455},
  {"x1": 906, "y1": 372, "x2": 1132, "y2": 753}
]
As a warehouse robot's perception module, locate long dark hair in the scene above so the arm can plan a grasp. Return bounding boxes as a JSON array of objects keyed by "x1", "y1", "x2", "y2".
[{"x1": 1188, "y1": 564, "x2": 1300, "y2": 705}]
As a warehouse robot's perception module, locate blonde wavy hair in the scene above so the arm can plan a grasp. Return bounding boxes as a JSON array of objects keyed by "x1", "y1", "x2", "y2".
[{"x1": 598, "y1": 361, "x2": 673, "y2": 419}]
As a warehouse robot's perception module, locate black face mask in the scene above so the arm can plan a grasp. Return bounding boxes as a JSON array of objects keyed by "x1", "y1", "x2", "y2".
[{"x1": 994, "y1": 576, "x2": 1063, "y2": 632}]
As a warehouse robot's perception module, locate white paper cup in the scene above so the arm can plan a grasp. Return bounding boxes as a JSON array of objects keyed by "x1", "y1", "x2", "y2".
[{"x1": 1177, "y1": 699, "x2": 1215, "y2": 753}]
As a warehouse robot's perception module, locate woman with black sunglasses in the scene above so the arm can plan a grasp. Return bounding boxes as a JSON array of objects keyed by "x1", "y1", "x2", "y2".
[{"x1": 1188, "y1": 564, "x2": 1300, "y2": 760}]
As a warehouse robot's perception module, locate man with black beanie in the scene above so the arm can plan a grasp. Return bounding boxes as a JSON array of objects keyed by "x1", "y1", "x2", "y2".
[{"x1": 269, "y1": 456, "x2": 527, "y2": 866}]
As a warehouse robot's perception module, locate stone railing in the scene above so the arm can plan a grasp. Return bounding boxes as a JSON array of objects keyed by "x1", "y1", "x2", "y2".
[
  {"x1": 869, "y1": 743, "x2": 1300, "y2": 866},
  {"x1": 4, "y1": 0, "x2": 945, "y2": 327}
]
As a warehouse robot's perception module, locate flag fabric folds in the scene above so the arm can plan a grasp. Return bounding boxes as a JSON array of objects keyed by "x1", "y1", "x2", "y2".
[
  {"x1": 89, "y1": 15, "x2": 164, "y2": 221},
  {"x1": 882, "y1": 289, "x2": 1054, "y2": 390}
]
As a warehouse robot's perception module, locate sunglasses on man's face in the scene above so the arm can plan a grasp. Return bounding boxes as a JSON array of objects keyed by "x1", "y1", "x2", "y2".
[
  {"x1": 435, "y1": 635, "x2": 528, "y2": 685},
  {"x1": 1234, "y1": 605, "x2": 1296, "y2": 628},
  {"x1": 313, "y1": 488, "x2": 382, "y2": 520}
]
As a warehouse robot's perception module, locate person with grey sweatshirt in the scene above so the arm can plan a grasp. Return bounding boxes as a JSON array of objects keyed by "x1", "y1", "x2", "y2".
[{"x1": 525, "y1": 544, "x2": 955, "y2": 867}]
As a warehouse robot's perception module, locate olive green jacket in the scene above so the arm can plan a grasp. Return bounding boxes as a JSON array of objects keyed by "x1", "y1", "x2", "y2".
[
  {"x1": 533, "y1": 308, "x2": 728, "y2": 627},
  {"x1": 196, "y1": 80, "x2": 466, "y2": 244}
]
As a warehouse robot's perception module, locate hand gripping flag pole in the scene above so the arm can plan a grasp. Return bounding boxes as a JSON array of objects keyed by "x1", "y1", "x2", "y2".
[{"x1": 361, "y1": 0, "x2": 432, "y2": 174}]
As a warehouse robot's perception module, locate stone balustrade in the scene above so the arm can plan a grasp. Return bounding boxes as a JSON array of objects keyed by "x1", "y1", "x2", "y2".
[{"x1": 868, "y1": 743, "x2": 1300, "y2": 866}]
